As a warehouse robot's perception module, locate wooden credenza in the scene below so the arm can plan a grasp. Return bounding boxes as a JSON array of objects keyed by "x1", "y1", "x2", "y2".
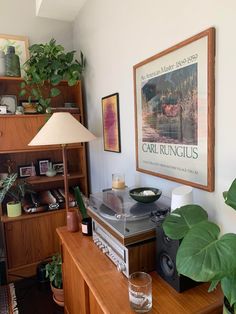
[{"x1": 57, "y1": 226, "x2": 223, "y2": 314}]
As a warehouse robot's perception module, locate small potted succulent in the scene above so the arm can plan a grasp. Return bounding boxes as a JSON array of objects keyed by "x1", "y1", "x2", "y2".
[
  {"x1": 19, "y1": 38, "x2": 85, "y2": 114},
  {"x1": 45, "y1": 254, "x2": 64, "y2": 307},
  {"x1": 163, "y1": 179, "x2": 236, "y2": 314},
  {"x1": 0, "y1": 173, "x2": 32, "y2": 217}
]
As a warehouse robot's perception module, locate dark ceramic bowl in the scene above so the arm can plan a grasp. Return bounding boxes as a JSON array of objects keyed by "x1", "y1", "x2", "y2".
[{"x1": 129, "y1": 187, "x2": 162, "y2": 203}]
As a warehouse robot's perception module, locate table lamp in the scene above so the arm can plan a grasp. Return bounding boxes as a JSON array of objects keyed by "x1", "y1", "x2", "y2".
[{"x1": 28, "y1": 112, "x2": 96, "y2": 226}]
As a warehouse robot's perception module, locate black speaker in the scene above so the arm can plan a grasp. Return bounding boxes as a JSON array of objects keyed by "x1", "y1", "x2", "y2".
[{"x1": 156, "y1": 225, "x2": 199, "y2": 292}]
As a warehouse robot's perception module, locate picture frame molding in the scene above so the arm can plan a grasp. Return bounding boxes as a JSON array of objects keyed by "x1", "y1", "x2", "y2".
[
  {"x1": 133, "y1": 27, "x2": 215, "y2": 191},
  {"x1": 102, "y1": 92, "x2": 121, "y2": 153}
]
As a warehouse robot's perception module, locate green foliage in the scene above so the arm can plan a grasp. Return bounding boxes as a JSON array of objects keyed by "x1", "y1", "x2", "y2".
[
  {"x1": 45, "y1": 254, "x2": 62, "y2": 289},
  {"x1": 163, "y1": 179, "x2": 236, "y2": 311},
  {"x1": 20, "y1": 39, "x2": 85, "y2": 113},
  {"x1": 0, "y1": 173, "x2": 32, "y2": 203}
]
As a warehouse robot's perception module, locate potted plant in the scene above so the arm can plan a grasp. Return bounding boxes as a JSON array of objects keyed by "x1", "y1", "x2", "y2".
[
  {"x1": 19, "y1": 38, "x2": 85, "y2": 114},
  {"x1": 45, "y1": 254, "x2": 64, "y2": 307},
  {"x1": 163, "y1": 179, "x2": 236, "y2": 314},
  {"x1": 0, "y1": 173, "x2": 32, "y2": 217}
]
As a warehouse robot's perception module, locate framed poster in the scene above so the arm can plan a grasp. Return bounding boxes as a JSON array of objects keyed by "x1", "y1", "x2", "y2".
[
  {"x1": 102, "y1": 93, "x2": 121, "y2": 153},
  {"x1": 0, "y1": 34, "x2": 29, "y2": 74},
  {"x1": 133, "y1": 27, "x2": 215, "y2": 191}
]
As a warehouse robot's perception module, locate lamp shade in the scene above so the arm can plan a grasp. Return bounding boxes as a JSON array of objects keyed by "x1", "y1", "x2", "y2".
[{"x1": 28, "y1": 112, "x2": 96, "y2": 146}]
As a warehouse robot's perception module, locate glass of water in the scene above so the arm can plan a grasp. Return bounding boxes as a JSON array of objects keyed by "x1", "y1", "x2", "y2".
[{"x1": 128, "y1": 272, "x2": 152, "y2": 313}]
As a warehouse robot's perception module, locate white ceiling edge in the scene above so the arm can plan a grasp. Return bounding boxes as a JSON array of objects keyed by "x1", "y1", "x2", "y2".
[{"x1": 36, "y1": 0, "x2": 87, "y2": 22}]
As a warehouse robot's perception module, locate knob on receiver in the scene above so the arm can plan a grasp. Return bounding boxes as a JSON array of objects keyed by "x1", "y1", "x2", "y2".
[{"x1": 117, "y1": 262, "x2": 126, "y2": 272}]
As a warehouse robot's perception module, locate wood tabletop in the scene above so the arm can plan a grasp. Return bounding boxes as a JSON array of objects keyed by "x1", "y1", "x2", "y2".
[{"x1": 57, "y1": 227, "x2": 223, "y2": 314}]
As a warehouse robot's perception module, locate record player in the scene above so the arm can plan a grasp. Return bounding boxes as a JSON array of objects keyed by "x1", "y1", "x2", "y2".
[{"x1": 87, "y1": 188, "x2": 170, "y2": 277}]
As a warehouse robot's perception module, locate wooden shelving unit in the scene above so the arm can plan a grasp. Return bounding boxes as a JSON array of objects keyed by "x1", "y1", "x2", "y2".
[{"x1": 0, "y1": 77, "x2": 89, "y2": 281}]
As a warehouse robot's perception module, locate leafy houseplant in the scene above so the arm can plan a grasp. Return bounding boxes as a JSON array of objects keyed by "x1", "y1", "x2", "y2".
[
  {"x1": 45, "y1": 254, "x2": 64, "y2": 306},
  {"x1": 19, "y1": 39, "x2": 85, "y2": 113},
  {"x1": 163, "y1": 179, "x2": 236, "y2": 314},
  {"x1": 0, "y1": 173, "x2": 32, "y2": 217}
]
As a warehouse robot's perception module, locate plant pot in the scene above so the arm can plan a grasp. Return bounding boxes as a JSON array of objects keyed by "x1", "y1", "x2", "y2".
[
  {"x1": 7, "y1": 202, "x2": 21, "y2": 217},
  {"x1": 51, "y1": 284, "x2": 64, "y2": 307}
]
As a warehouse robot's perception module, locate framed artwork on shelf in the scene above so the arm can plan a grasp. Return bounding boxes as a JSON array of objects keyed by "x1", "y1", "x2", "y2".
[
  {"x1": 37, "y1": 159, "x2": 51, "y2": 176},
  {"x1": 102, "y1": 93, "x2": 121, "y2": 153},
  {"x1": 53, "y1": 162, "x2": 64, "y2": 174},
  {"x1": 133, "y1": 27, "x2": 215, "y2": 191},
  {"x1": 0, "y1": 34, "x2": 29, "y2": 74},
  {"x1": 18, "y1": 165, "x2": 32, "y2": 178}
]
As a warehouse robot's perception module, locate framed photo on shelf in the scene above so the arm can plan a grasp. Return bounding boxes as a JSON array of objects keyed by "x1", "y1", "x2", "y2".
[
  {"x1": 37, "y1": 159, "x2": 51, "y2": 176},
  {"x1": 133, "y1": 27, "x2": 215, "y2": 191},
  {"x1": 0, "y1": 34, "x2": 29, "y2": 73},
  {"x1": 53, "y1": 162, "x2": 64, "y2": 174},
  {"x1": 18, "y1": 165, "x2": 32, "y2": 178},
  {"x1": 102, "y1": 93, "x2": 121, "y2": 153}
]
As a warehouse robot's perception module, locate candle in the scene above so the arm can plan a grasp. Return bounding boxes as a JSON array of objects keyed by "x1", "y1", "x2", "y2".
[{"x1": 112, "y1": 173, "x2": 125, "y2": 189}]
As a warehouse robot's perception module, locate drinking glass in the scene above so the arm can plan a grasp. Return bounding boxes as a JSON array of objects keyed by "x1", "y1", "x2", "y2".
[
  {"x1": 112, "y1": 173, "x2": 125, "y2": 189},
  {"x1": 128, "y1": 272, "x2": 152, "y2": 313}
]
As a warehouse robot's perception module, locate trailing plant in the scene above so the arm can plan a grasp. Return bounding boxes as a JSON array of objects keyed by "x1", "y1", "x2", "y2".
[
  {"x1": 0, "y1": 173, "x2": 32, "y2": 204},
  {"x1": 19, "y1": 39, "x2": 85, "y2": 113},
  {"x1": 45, "y1": 254, "x2": 62, "y2": 289},
  {"x1": 163, "y1": 179, "x2": 236, "y2": 313}
]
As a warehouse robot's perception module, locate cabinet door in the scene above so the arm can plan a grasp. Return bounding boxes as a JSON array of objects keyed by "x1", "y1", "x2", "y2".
[
  {"x1": 89, "y1": 291, "x2": 104, "y2": 314},
  {"x1": 5, "y1": 211, "x2": 66, "y2": 269},
  {"x1": 0, "y1": 115, "x2": 47, "y2": 151},
  {"x1": 62, "y1": 244, "x2": 90, "y2": 314}
]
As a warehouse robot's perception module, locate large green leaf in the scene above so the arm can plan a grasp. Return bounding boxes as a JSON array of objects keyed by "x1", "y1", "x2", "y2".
[
  {"x1": 176, "y1": 221, "x2": 236, "y2": 282},
  {"x1": 223, "y1": 179, "x2": 236, "y2": 210},
  {"x1": 163, "y1": 205, "x2": 208, "y2": 239},
  {"x1": 221, "y1": 274, "x2": 236, "y2": 307}
]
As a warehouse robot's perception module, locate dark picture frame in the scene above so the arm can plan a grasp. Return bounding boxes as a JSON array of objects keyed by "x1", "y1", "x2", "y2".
[
  {"x1": 133, "y1": 28, "x2": 215, "y2": 191},
  {"x1": 37, "y1": 159, "x2": 51, "y2": 176},
  {"x1": 102, "y1": 93, "x2": 121, "y2": 153},
  {"x1": 18, "y1": 164, "x2": 32, "y2": 178},
  {"x1": 53, "y1": 162, "x2": 64, "y2": 174}
]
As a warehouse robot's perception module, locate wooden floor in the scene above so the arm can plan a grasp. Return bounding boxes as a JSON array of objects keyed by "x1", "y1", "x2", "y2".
[{"x1": 14, "y1": 277, "x2": 64, "y2": 314}]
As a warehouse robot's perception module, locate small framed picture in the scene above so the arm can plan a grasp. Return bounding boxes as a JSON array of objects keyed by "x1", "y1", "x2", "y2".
[
  {"x1": 53, "y1": 162, "x2": 64, "y2": 174},
  {"x1": 0, "y1": 95, "x2": 17, "y2": 114},
  {"x1": 37, "y1": 159, "x2": 51, "y2": 176},
  {"x1": 18, "y1": 165, "x2": 32, "y2": 178}
]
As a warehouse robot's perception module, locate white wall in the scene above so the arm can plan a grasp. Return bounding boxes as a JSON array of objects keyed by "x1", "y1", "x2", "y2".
[
  {"x1": 0, "y1": 0, "x2": 73, "y2": 49},
  {"x1": 73, "y1": 0, "x2": 236, "y2": 233}
]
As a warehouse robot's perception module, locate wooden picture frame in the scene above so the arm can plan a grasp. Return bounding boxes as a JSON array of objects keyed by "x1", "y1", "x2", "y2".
[
  {"x1": 133, "y1": 27, "x2": 215, "y2": 191},
  {"x1": 102, "y1": 93, "x2": 121, "y2": 153},
  {"x1": 0, "y1": 34, "x2": 29, "y2": 75}
]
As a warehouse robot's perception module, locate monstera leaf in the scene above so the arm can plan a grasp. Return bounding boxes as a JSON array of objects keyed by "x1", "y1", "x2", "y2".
[
  {"x1": 223, "y1": 178, "x2": 236, "y2": 210},
  {"x1": 176, "y1": 221, "x2": 236, "y2": 282},
  {"x1": 163, "y1": 204, "x2": 208, "y2": 240},
  {"x1": 221, "y1": 273, "x2": 236, "y2": 307}
]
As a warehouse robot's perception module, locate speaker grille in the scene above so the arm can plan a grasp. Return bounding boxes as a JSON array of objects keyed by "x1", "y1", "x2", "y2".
[{"x1": 156, "y1": 225, "x2": 199, "y2": 292}]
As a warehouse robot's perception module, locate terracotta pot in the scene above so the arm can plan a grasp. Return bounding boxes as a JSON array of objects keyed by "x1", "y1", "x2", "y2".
[
  {"x1": 51, "y1": 284, "x2": 64, "y2": 307},
  {"x1": 67, "y1": 209, "x2": 79, "y2": 232}
]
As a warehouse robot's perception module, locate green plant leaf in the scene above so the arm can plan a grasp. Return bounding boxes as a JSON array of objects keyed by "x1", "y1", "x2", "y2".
[
  {"x1": 20, "y1": 81, "x2": 26, "y2": 89},
  {"x1": 50, "y1": 87, "x2": 60, "y2": 97},
  {"x1": 221, "y1": 274, "x2": 236, "y2": 307},
  {"x1": 223, "y1": 179, "x2": 236, "y2": 210},
  {"x1": 51, "y1": 74, "x2": 62, "y2": 86},
  {"x1": 19, "y1": 89, "x2": 27, "y2": 97},
  {"x1": 176, "y1": 221, "x2": 236, "y2": 282},
  {"x1": 163, "y1": 205, "x2": 208, "y2": 239},
  {"x1": 31, "y1": 88, "x2": 39, "y2": 98}
]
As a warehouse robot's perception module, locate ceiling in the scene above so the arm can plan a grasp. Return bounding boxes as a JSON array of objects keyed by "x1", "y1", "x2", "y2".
[{"x1": 36, "y1": 0, "x2": 87, "y2": 22}]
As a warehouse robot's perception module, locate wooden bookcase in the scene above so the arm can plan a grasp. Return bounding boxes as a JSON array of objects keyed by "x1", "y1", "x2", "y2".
[{"x1": 0, "y1": 76, "x2": 89, "y2": 281}]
